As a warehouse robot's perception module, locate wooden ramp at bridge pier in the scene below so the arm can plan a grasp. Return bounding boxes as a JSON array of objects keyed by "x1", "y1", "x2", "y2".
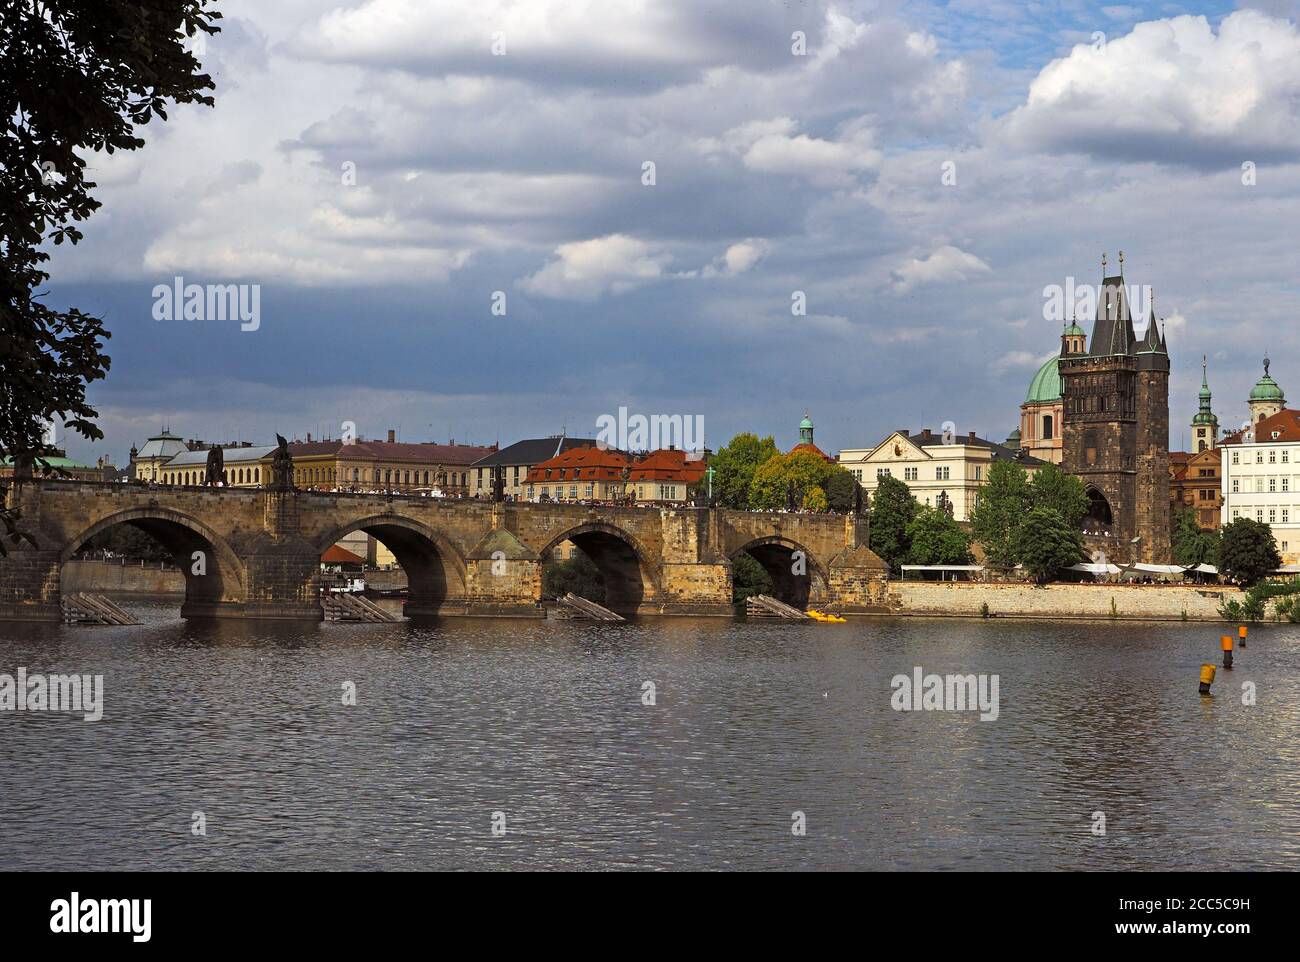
[
  {"x1": 322, "y1": 592, "x2": 401, "y2": 623},
  {"x1": 745, "y1": 594, "x2": 811, "y2": 620},
  {"x1": 62, "y1": 593, "x2": 140, "y2": 625},
  {"x1": 554, "y1": 592, "x2": 625, "y2": 622}
]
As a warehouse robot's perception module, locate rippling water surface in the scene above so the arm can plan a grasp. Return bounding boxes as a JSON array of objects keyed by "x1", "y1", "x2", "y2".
[{"x1": 1, "y1": 604, "x2": 1297, "y2": 870}]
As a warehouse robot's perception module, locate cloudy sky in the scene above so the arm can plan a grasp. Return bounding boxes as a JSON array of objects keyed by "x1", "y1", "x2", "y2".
[{"x1": 45, "y1": 0, "x2": 1300, "y2": 465}]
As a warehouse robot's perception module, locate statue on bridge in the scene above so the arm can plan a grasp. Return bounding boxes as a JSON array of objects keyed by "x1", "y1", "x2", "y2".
[
  {"x1": 203, "y1": 445, "x2": 224, "y2": 487},
  {"x1": 270, "y1": 434, "x2": 295, "y2": 491},
  {"x1": 492, "y1": 464, "x2": 505, "y2": 502}
]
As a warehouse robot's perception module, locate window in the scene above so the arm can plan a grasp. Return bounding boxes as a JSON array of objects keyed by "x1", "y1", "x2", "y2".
[
  {"x1": 584, "y1": 484, "x2": 593, "y2": 498},
  {"x1": 1285, "y1": 478, "x2": 1291, "y2": 493},
  {"x1": 569, "y1": 485, "x2": 578, "y2": 499},
  {"x1": 1257, "y1": 451, "x2": 1264, "y2": 463},
  {"x1": 936, "y1": 466, "x2": 950, "y2": 480},
  {"x1": 876, "y1": 467, "x2": 891, "y2": 478},
  {"x1": 1270, "y1": 478, "x2": 1277, "y2": 492},
  {"x1": 1284, "y1": 509, "x2": 1291, "y2": 524},
  {"x1": 1232, "y1": 479, "x2": 1239, "y2": 493},
  {"x1": 904, "y1": 467, "x2": 918, "y2": 481},
  {"x1": 541, "y1": 487, "x2": 549, "y2": 498},
  {"x1": 1233, "y1": 510, "x2": 1240, "y2": 520},
  {"x1": 1042, "y1": 415, "x2": 1053, "y2": 440},
  {"x1": 1270, "y1": 509, "x2": 1277, "y2": 524},
  {"x1": 1232, "y1": 451, "x2": 1240, "y2": 465},
  {"x1": 1270, "y1": 450, "x2": 1277, "y2": 463},
  {"x1": 1257, "y1": 510, "x2": 1264, "y2": 522},
  {"x1": 975, "y1": 466, "x2": 982, "y2": 481},
  {"x1": 1284, "y1": 451, "x2": 1290, "y2": 464}
]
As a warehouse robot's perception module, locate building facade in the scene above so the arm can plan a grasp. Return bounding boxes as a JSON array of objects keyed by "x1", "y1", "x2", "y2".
[
  {"x1": 1220, "y1": 408, "x2": 1300, "y2": 563},
  {"x1": 1058, "y1": 260, "x2": 1171, "y2": 563},
  {"x1": 523, "y1": 447, "x2": 706, "y2": 504},
  {"x1": 838, "y1": 428, "x2": 1044, "y2": 521},
  {"x1": 470, "y1": 436, "x2": 597, "y2": 499}
]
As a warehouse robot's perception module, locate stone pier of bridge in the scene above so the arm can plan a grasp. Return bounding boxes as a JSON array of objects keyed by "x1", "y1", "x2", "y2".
[{"x1": 0, "y1": 480, "x2": 890, "y2": 622}]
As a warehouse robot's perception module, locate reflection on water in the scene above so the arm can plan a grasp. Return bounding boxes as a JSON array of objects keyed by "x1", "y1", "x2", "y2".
[{"x1": 1, "y1": 604, "x2": 1297, "y2": 870}]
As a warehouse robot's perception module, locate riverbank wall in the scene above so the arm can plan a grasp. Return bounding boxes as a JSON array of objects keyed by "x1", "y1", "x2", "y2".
[{"x1": 888, "y1": 581, "x2": 1240, "y2": 621}]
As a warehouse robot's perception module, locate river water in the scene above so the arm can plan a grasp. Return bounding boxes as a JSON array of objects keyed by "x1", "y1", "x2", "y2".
[{"x1": 1, "y1": 603, "x2": 1296, "y2": 871}]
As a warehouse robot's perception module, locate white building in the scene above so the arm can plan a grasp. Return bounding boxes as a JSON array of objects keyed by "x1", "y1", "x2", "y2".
[
  {"x1": 1220, "y1": 408, "x2": 1300, "y2": 564},
  {"x1": 838, "y1": 428, "x2": 1045, "y2": 521}
]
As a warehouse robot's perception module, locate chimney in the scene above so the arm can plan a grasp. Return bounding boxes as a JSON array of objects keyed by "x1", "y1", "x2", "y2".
[
  {"x1": 898, "y1": 428, "x2": 908, "y2": 438},
  {"x1": 968, "y1": 431, "x2": 976, "y2": 442},
  {"x1": 921, "y1": 428, "x2": 932, "y2": 440},
  {"x1": 387, "y1": 429, "x2": 395, "y2": 443},
  {"x1": 307, "y1": 432, "x2": 312, "y2": 442}
]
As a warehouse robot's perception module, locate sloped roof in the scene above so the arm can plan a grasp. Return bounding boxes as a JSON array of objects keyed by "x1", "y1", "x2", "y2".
[
  {"x1": 629, "y1": 448, "x2": 707, "y2": 483},
  {"x1": 321, "y1": 544, "x2": 365, "y2": 565},
  {"x1": 164, "y1": 445, "x2": 277, "y2": 466},
  {"x1": 136, "y1": 431, "x2": 188, "y2": 460},
  {"x1": 1089, "y1": 275, "x2": 1136, "y2": 357},
  {"x1": 472, "y1": 436, "x2": 596, "y2": 467}
]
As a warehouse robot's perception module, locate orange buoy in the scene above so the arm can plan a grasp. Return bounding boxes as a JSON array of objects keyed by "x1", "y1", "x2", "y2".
[
  {"x1": 1221, "y1": 634, "x2": 1234, "y2": 669},
  {"x1": 1238, "y1": 625, "x2": 1247, "y2": 648},
  {"x1": 1199, "y1": 663, "x2": 1216, "y2": 695}
]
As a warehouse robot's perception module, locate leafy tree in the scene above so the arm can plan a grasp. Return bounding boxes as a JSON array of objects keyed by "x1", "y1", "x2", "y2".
[
  {"x1": 1, "y1": 0, "x2": 222, "y2": 553},
  {"x1": 731, "y1": 552, "x2": 773, "y2": 603},
  {"x1": 709, "y1": 433, "x2": 779, "y2": 508},
  {"x1": 970, "y1": 460, "x2": 1032, "y2": 568},
  {"x1": 802, "y1": 486, "x2": 828, "y2": 512},
  {"x1": 824, "y1": 467, "x2": 860, "y2": 513},
  {"x1": 905, "y1": 506, "x2": 972, "y2": 566},
  {"x1": 542, "y1": 548, "x2": 605, "y2": 603},
  {"x1": 80, "y1": 523, "x2": 170, "y2": 563},
  {"x1": 1218, "y1": 518, "x2": 1281, "y2": 586},
  {"x1": 749, "y1": 450, "x2": 833, "y2": 510},
  {"x1": 1172, "y1": 507, "x2": 1220, "y2": 567},
  {"x1": 1027, "y1": 462, "x2": 1089, "y2": 528},
  {"x1": 1013, "y1": 507, "x2": 1084, "y2": 584},
  {"x1": 869, "y1": 474, "x2": 917, "y2": 571}
]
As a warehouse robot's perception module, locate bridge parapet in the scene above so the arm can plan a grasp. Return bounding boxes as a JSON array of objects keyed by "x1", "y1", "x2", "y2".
[{"x1": 0, "y1": 482, "x2": 889, "y2": 621}]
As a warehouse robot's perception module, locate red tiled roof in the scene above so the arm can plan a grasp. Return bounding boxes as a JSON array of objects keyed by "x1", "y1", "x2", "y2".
[
  {"x1": 525, "y1": 446, "x2": 631, "y2": 484},
  {"x1": 628, "y1": 448, "x2": 707, "y2": 483},
  {"x1": 1249, "y1": 408, "x2": 1300, "y2": 443},
  {"x1": 790, "y1": 441, "x2": 835, "y2": 463},
  {"x1": 321, "y1": 544, "x2": 364, "y2": 564}
]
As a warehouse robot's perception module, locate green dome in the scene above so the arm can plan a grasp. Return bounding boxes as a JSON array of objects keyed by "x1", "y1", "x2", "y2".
[
  {"x1": 799, "y1": 414, "x2": 814, "y2": 430},
  {"x1": 1063, "y1": 321, "x2": 1086, "y2": 337},
  {"x1": 1192, "y1": 410, "x2": 1217, "y2": 426},
  {"x1": 1025, "y1": 356, "x2": 1061, "y2": 404},
  {"x1": 1249, "y1": 373, "x2": 1284, "y2": 402}
]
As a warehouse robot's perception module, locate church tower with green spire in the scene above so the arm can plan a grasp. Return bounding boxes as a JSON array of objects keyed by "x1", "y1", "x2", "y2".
[{"x1": 1191, "y1": 355, "x2": 1218, "y2": 452}]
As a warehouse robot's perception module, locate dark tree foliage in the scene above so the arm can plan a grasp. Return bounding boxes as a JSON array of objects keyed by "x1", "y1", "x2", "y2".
[
  {"x1": 1218, "y1": 517, "x2": 1281, "y2": 587},
  {"x1": 731, "y1": 551, "x2": 773, "y2": 603},
  {"x1": 0, "y1": 0, "x2": 221, "y2": 551},
  {"x1": 823, "y1": 467, "x2": 859, "y2": 513},
  {"x1": 1171, "y1": 507, "x2": 1220, "y2": 567},
  {"x1": 80, "y1": 523, "x2": 170, "y2": 562},
  {"x1": 1013, "y1": 506, "x2": 1085, "y2": 584},
  {"x1": 869, "y1": 474, "x2": 917, "y2": 571},
  {"x1": 542, "y1": 548, "x2": 606, "y2": 603},
  {"x1": 905, "y1": 505, "x2": 972, "y2": 566}
]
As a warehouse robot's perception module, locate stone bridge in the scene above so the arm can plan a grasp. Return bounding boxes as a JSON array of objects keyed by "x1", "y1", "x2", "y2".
[{"x1": 0, "y1": 480, "x2": 889, "y2": 621}]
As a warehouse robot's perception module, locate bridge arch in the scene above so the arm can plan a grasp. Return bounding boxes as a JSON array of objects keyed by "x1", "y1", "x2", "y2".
[
  {"x1": 536, "y1": 521, "x2": 660, "y2": 616},
  {"x1": 62, "y1": 506, "x2": 247, "y2": 613},
  {"x1": 314, "y1": 514, "x2": 467, "y2": 616},
  {"x1": 729, "y1": 535, "x2": 827, "y2": 609}
]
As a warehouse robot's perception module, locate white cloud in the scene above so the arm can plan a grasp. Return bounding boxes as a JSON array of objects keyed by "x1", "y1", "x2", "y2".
[
  {"x1": 890, "y1": 245, "x2": 991, "y2": 293},
  {"x1": 519, "y1": 234, "x2": 673, "y2": 300},
  {"x1": 1002, "y1": 11, "x2": 1300, "y2": 166}
]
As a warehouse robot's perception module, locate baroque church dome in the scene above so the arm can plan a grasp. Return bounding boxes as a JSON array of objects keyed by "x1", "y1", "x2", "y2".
[{"x1": 1024, "y1": 356, "x2": 1061, "y2": 404}]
